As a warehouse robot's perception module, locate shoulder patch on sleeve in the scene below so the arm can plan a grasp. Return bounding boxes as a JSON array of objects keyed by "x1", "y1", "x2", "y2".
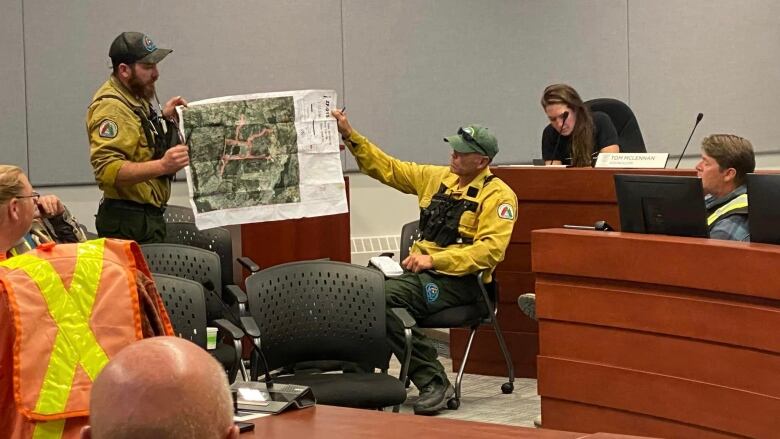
[
  {"x1": 497, "y1": 203, "x2": 514, "y2": 220},
  {"x1": 98, "y1": 119, "x2": 118, "y2": 139}
]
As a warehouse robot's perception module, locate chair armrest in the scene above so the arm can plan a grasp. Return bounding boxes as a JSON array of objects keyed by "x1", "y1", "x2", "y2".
[
  {"x1": 391, "y1": 307, "x2": 416, "y2": 328},
  {"x1": 240, "y1": 316, "x2": 261, "y2": 338},
  {"x1": 223, "y1": 284, "x2": 247, "y2": 304},
  {"x1": 237, "y1": 256, "x2": 261, "y2": 273},
  {"x1": 213, "y1": 318, "x2": 245, "y2": 340}
]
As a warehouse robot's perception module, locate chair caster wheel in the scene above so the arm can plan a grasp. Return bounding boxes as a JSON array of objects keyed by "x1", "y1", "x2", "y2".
[
  {"x1": 501, "y1": 382, "x2": 514, "y2": 394},
  {"x1": 447, "y1": 398, "x2": 460, "y2": 410}
]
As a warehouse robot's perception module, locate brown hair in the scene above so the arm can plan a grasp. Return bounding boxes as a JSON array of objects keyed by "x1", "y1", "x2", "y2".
[
  {"x1": 701, "y1": 134, "x2": 755, "y2": 186},
  {"x1": 541, "y1": 84, "x2": 594, "y2": 167},
  {"x1": 0, "y1": 165, "x2": 25, "y2": 206}
]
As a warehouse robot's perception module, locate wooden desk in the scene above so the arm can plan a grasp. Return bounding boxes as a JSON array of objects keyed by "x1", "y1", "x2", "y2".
[
  {"x1": 451, "y1": 167, "x2": 694, "y2": 378},
  {"x1": 532, "y1": 228, "x2": 780, "y2": 438},
  {"x1": 241, "y1": 405, "x2": 653, "y2": 438}
]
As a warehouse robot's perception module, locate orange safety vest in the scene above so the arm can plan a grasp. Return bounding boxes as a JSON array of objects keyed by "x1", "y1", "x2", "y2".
[{"x1": 0, "y1": 238, "x2": 173, "y2": 439}]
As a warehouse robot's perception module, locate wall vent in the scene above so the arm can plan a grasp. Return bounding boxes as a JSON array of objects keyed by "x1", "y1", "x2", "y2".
[{"x1": 350, "y1": 235, "x2": 400, "y2": 266}]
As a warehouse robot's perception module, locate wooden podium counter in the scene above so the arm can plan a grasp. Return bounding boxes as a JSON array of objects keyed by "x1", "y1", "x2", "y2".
[
  {"x1": 451, "y1": 167, "x2": 694, "y2": 378},
  {"x1": 532, "y1": 228, "x2": 780, "y2": 438}
]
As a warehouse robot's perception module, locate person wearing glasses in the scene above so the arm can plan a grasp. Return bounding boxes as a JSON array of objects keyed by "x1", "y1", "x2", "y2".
[
  {"x1": 541, "y1": 83, "x2": 620, "y2": 167},
  {"x1": 0, "y1": 165, "x2": 86, "y2": 259},
  {"x1": 87, "y1": 32, "x2": 189, "y2": 244},
  {"x1": 331, "y1": 109, "x2": 517, "y2": 415}
]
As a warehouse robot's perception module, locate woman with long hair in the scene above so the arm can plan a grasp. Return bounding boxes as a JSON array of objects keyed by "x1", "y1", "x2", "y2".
[{"x1": 540, "y1": 84, "x2": 619, "y2": 167}]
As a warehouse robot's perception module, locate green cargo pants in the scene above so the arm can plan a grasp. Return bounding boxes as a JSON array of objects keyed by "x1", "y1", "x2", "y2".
[
  {"x1": 96, "y1": 199, "x2": 166, "y2": 244},
  {"x1": 385, "y1": 271, "x2": 480, "y2": 388}
]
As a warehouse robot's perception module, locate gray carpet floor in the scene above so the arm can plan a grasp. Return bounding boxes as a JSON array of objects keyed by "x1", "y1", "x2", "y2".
[{"x1": 387, "y1": 341, "x2": 540, "y2": 427}]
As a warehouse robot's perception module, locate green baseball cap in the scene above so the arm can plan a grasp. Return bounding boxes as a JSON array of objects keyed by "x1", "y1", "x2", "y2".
[
  {"x1": 109, "y1": 32, "x2": 172, "y2": 67},
  {"x1": 443, "y1": 124, "x2": 498, "y2": 159}
]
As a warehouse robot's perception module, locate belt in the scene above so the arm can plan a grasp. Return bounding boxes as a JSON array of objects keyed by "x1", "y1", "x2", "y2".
[{"x1": 101, "y1": 198, "x2": 166, "y2": 215}]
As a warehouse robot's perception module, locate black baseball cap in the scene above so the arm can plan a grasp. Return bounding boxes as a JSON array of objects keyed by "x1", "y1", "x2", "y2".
[{"x1": 109, "y1": 32, "x2": 172, "y2": 66}]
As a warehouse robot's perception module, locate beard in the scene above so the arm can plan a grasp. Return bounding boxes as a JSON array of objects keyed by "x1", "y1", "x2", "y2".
[{"x1": 127, "y1": 71, "x2": 156, "y2": 100}]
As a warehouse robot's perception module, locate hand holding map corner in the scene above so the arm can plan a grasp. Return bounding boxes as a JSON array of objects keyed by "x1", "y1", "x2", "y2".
[{"x1": 331, "y1": 108, "x2": 353, "y2": 139}]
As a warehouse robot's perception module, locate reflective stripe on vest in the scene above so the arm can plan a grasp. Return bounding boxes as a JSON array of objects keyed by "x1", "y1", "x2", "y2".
[
  {"x1": 707, "y1": 193, "x2": 748, "y2": 226},
  {"x1": 0, "y1": 240, "x2": 108, "y2": 439},
  {"x1": 31, "y1": 420, "x2": 65, "y2": 439}
]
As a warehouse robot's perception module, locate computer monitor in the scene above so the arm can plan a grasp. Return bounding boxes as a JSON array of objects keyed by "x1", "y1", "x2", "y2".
[
  {"x1": 614, "y1": 174, "x2": 709, "y2": 238},
  {"x1": 747, "y1": 173, "x2": 780, "y2": 245}
]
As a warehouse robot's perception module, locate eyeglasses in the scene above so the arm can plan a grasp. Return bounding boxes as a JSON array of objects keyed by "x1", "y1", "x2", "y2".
[
  {"x1": 458, "y1": 127, "x2": 488, "y2": 156},
  {"x1": 16, "y1": 191, "x2": 40, "y2": 203}
]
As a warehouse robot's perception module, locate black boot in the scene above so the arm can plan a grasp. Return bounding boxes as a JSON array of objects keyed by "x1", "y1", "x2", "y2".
[{"x1": 413, "y1": 376, "x2": 454, "y2": 415}]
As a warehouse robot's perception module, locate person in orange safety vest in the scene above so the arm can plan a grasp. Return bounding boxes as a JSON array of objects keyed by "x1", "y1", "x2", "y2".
[{"x1": 0, "y1": 165, "x2": 174, "y2": 439}]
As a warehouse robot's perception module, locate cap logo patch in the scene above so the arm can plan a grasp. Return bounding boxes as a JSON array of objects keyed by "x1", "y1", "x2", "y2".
[
  {"x1": 497, "y1": 203, "x2": 514, "y2": 220},
  {"x1": 98, "y1": 119, "x2": 118, "y2": 139},
  {"x1": 143, "y1": 35, "x2": 156, "y2": 52},
  {"x1": 462, "y1": 126, "x2": 475, "y2": 136}
]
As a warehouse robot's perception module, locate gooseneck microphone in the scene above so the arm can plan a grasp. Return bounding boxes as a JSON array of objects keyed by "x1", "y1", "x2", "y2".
[
  {"x1": 674, "y1": 113, "x2": 704, "y2": 169},
  {"x1": 240, "y1": 316, "x2": 275, "y2": 386},
  {"x1": 549, "y1": 111, "x2": 569, "y2": 165}
]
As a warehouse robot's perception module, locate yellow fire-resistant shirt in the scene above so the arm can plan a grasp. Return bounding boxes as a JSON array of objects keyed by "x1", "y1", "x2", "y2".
[
  {"x1": 345, "y1": 130, "x2": 518, "y2": 282},
  {"x1": 86, "y1": 75, "x2": 170, "y2": 207}
]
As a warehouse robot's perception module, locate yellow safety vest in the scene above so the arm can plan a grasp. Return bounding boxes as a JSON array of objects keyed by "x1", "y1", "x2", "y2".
[{"x1": 707, "y1": 193, "x2": 748, "y2": 227}]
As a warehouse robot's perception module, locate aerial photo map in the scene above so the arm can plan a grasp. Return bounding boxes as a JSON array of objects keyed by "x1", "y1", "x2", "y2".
[
  {"x1": 183, "y1": 96, "x2": 300, "y2": 212},
  {"x1": 179, "y1": 90, "x2": 347, "y2": 229}
]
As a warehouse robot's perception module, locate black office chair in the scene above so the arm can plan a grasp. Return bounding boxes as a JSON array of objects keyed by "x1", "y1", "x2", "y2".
[
  {"x1": 241, "y1": 260, "x2": 413, "y2": 410},
  {"x1": 140, "y1": 243, "x2": 248, "y2": 326},
  {"x1": 585, "y1": 98, "x2": 647, "y2": 153},
  {"x1": 163, "y1": 204, "x2": 196, "y2": 223},
  {"x1": 152, "y1": 273, "x2": 245, "y2": 382},
  {"x1": 164, "y1": 222, "x2": 235, "y2": 287},
  {"x1": 395, "y1": 220, "x2": 514, "y2": 410}
]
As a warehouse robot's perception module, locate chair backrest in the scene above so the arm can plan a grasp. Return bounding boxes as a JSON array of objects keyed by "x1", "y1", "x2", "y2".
[
  {"x1": 399, "y1": 220, "x2": 421, "y2": 261},
  {"x1": 164, "y1": 222, "x2": 233, "y2": 287},
  {"x1": 152, "y1": 273, "x2": 208, "y2": 348},
  {"x1": 244, "y1": 260, "x2": 389, "y2": 372},
  {"x1": 163, "y1": 204, "x2": 196, "y2": 223},
  {"x1": 585, "y1": 98, "x2": 647, "y2": 153},
  {"x1": 141, "y1": 243, "x2": 223, "y2": 319}
]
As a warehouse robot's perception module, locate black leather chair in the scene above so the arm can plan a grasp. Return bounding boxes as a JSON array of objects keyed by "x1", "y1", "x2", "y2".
[
  {"x1": 152, "y1": 273, "x2": 245, "y2": 382},
  {"x1": 241, "y1": 260, "x2": 413, "y2": 410},
  {"x1": 395, "y1": 220, "x2": 514, "y2": 409},
  {"x1": 585, "y1": 98, "x2": 647, "y2": 153}
]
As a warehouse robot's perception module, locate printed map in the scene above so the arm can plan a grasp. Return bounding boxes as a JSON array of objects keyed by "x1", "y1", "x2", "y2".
[{"x1": 179, "y1": 90, "x2": 347, "y2": 229}]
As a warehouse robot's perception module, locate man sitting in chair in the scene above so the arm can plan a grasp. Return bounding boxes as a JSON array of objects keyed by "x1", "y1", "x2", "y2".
[
  {"x1": 332, "y1": 110, "x2": 518, "y2": 415},
  {"x1": 0, "y1": 164, "x2": 86, "y2": 259}
]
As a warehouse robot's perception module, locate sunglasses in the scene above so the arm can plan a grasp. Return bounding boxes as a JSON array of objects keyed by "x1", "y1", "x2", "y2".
[
  {"x1": 16, "y1": 191, "x2": 40, "y2": 202},
  {"x1": 458, "y1": 127, "x2": 488, "y2": 156}
]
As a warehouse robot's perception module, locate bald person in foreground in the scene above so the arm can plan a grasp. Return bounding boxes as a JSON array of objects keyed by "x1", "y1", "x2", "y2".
[{"x1": 82, "y1": 337, "x2": 239, "y2": 439}]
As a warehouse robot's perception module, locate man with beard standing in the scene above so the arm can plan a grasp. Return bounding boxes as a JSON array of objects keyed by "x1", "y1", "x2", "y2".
[{"x1": 87, "y1": 32, "x2": 189, "y2": 243}]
